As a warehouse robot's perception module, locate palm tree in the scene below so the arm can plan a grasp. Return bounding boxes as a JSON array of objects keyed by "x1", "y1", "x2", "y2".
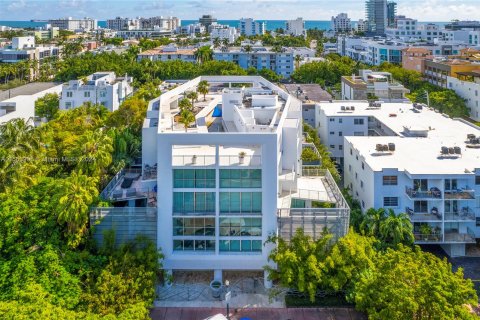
[
  {"x1": 294, "y1": 54, "x2": 303, "y2": 69},
  {"x1": 0, "y1": 118, "x2": 39, "y2": 155},
  {"x1": 179, "y1": 98, "x2": 193, "y2": 112},
  {"x1": 54, "y1": 170, "x2": 99, "y2": 235},
  {"x1": 195, "y1": 46, "x2": 213, "y2": 64},
  {"x1": 244, "y1": 45, "x2": 253, "y2": 53},
  {"x1": 359, "y1": 207, "x2": 387, "y2": 237},
  {"x1": 186, "y1": 91, "x2": 198, "y2": 109},
  {"x1": 197, "y1": 80, "x2": 209, "y2": 101},
  {"x1": 379, "y1": 210, "x2": 414, "y2": 246},
  {"x1": 213, "y1": 37, "x2": 221, "y2": 48},
  {"x1": 222, "y1": 38, "x2": 229, "y2": 47},
  {"x1": 178, "y1": 109, "x2": 195, "y2": 132}
]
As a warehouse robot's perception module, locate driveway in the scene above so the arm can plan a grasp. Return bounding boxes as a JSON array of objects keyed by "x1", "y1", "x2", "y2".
[{"x1": 150, "y1": 307, "x2": 367, "y2": 320}]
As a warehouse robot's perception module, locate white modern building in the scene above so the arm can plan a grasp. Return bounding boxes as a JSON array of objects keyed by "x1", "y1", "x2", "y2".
[
  {"x1": 177, "y1": 23, "x2": 206, "y2": 36},
  {"x1": 106, "y1": 17, "x2": 141, "y2": 31},
  {"x1": 0, "y1": 82, "x2": 63, "y2": 125},
  {"x1": 137, "y1": 45, "x2": 197, "y2": 63},
  {"x1": 331, "y1": 13, "x2": 352, "y2": 34},
  {"x1": 210, "y1": 25, "x2": 239, "y2": 44},
  {"x1": 48, "y1": 17, "x2": 97, "y2": 31},
  {"x1": 139, "y1": 16, "x2": 181, "y2": 31},
  {"x1": 316, "y1": 100, "x2": 480, "y2": 256},
  {"x1": 138, "y1": 76, "x2": 350, "y2": 285},
  {"x1": 238, "y1": 18, "x2": 265, "y2": 36},
  {"x1": 59, "y1": 72, "x2": 133, "y2": 112},
  {"x1": 341, "y1": 70, "x2": 409, "y2": 102},
  {"x1": 285, "y1": 18, "x2": 306, "y2": 37},
  {"x1": 448, "y1": 72, "x2": 480, "y2": 121}
]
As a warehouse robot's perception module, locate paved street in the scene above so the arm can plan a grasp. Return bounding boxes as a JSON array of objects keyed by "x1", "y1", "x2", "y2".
[{"x1": 150, "y1": 307, "x2": 367, "y2": 320}]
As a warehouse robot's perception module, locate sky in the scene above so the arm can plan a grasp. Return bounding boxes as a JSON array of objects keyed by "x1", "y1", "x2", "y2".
[{"x1": 1, "y1": 0, "x2": 480, "y2": 21}]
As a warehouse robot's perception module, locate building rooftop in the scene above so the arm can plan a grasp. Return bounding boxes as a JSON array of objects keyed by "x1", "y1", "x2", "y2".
[
  {"x1": 0, "y1": 82, "x2": 60, "y2": 102},
  {"x1": 319, "y1": 101, "x2": 480, "y2": 175},
  {"x1": 140, "y1": 46, "x2": 196, "y2": 56},
  {"x1": 284, "y1": 84, "x2": 332, "y2": 103}
]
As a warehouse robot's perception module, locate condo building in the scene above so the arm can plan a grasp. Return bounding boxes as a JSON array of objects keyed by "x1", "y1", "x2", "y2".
[
  {"x1": 238, "y1": 18, "x2": 266, "y2": 37},
  {"x1": 92, "y1": 76, "x2": 350, "y2": 286},
  {"x1": 448, "y1": 71, "x2": 480, "y2": 121},
  {"x1": 59, "y1": 72, "x2": 133, "y2": 112},
  {"x1": 48, "y1": 17, "x2": 97, "y2": 31},
  {"x1": 331, "y1": 13, "x2": 352, "y2": 34},
  {"x1": 210, "y1": 25, "x2": 239, "y2": 44},
  {"x1": 285, "y1": 18, "x2": 306, "y2": 37},
  {"x1": 137, "y1": 45, "x2": 197, "y2": 63},
  {"x1": 316, "y1": 100, "x2": 480, "y2": 256},
  {"x1": 365, "y1": 0, "x2": 388, "y2": 36}
]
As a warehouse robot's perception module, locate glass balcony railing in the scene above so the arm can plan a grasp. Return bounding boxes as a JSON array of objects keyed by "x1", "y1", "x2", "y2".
[
  {"x1": 405, "y1": 187, "x2": 442, "y2": 199},
  {"x1": 444, "y1": 189, "x2": 475, "y2": 200}
]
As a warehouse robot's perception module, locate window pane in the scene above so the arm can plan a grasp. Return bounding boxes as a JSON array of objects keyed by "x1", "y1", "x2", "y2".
[
  {"x1": 241, "y1": 192, "x2": 252, "y2": 212},
  {"x1": 184, "y1": 240, "x2": 194, "y2": 250},
  {"x1": 252, "y1": 240, "x2": 262, "y2": 252},
  {"x1": 252, "y1": 193, "x2": 262, "y2": 212},
  {"x1": 173, "y1": 240, "x2": 183, "y2": 251},
  {"x1": 241, "y1": 240, "x2": 252, "y2": 252},
  {"x1": 219, "y1": 240, "x2": 229, "y2": 251},
  {"x1": 230, "y1": 240, "x2": 240, "y2": 252},
  {"x1": 220, "y1": 193, "x2": 229, "y2": 212},
  {"x1": 206, "y1": 240, "x2": 215, "y2": 251},
  {"x1": 230, "y1": 193, "x2": 241, "y2": 212}
]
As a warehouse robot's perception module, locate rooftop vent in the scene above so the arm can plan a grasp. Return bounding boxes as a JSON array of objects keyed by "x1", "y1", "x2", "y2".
[
  {"x1": 388, "y1": 143, "x2": 395, "y2": 152},
  {"x1": 341, "y1": 106, "x2": 346, "y2": 111}
]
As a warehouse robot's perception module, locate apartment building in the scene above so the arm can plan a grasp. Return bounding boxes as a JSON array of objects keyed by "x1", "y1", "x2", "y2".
[
  {"x1": 386, "y1": 1, "x2": 397, "y2": 28},
  {"x1": 59, "y1": 72, "x2": 133, "y2": 112},
  {"x1": 116, "y1": 28, "x2": 174, "y2": 40},
  {"x1": 210, "y1": 25, "x2": 239, "y2": 44},
  {"x1": 26, "y1": 27, "x2": 60, "y2": 40},
  {"x1": 285, "y1": 18, "x2": 306, "y2": 37},
  {"x1": 106, "y1": 17, "x2": 141, "y2": 31},
  {"x1": 316, "y1": 100, "x2": 480, "y2": 256},
  {"x1": 133, "y1": 76, "x2": 350, "y2": 285},
  {"x1": 365, "y1": 0, "x2": 388, "y2": 36},
  {"x1": 331, "y1": 13, "x2": 352, "y2": 34},
  {"x1": 199, "y1": 15, "x2": 218, "y2": 29},
  {"x1": 424, "y1": 58, "x2": 480, "y2": 88},
  {"x1": 0, "y1": 82, "x2": 62, "y2": 125},
  {"x1": 238, "y1": 18, "x2": 265, "y2": 36},
  {"x1": 448, "y1": 71, "x2": 480, "y2": 121},
  {"x1": 213, "y1": 46, "x2": 294, "y2": 78},
  {"x1": 401, "y1": 47, "x2": 432, "y2": 73},
  {"x1": 177, "y1": 23, "x2": 206, "y2": 36},
  {"x1": 341, "y1": 70, "x2": 409, "y2": 102},
  {"x1": 48, "y1": 17, "x2": 97, "y2": 31},
  {"x1": 137, "y1": 45, "x2": 197, "y2": 63},
  {"x1": 139, "y1": 16, "x2": 180, "y2": 31}
]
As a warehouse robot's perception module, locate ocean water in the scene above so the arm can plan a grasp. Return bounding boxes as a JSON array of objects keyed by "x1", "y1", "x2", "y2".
[{"x1": 0, "y1": 20, "x2": 447, "y2": 32}]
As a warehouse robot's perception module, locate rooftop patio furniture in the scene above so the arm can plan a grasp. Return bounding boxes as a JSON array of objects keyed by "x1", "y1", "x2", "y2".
[
  {"x1": 112, "y1": 190, "x2": 123, "y2": 199},
  {"x1": 121, "y1": 177, "x2": 134, "y2": 189}
]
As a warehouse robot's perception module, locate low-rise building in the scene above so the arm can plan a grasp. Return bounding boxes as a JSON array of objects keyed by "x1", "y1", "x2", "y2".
[
  {"x1": 316, "y1": 100, "x2": 480, "y2": 256},
  {"x1": 401, "y1": 47, "x2": 432, "y2": 73},
  {"x1": 137, "y1": 45, "x2": 197, "y2": 63},
  {"x1": 341, "y1": 70, "x2": 409, "y2": 102},
  {"x1": 177, "y1": 23, "x2": 206, "y2": 36},
  {"x1": 213, "y1": 46, "x2": 294, "y2": 78},
  {"x1": 448, "y1": 71, "x2": 480, "y2": 121},
  {"x1": 210, "y1": 25, "x2": 239, "y2": 44},
  {"x1": 424, "y1": 58, "x2": 480, "y2": 88},
  {"x1": 26, "y1": 26, "x2": 60, "y2": 40},
  {"x1": 59, "y1": 72, "x2": 133, "y2": 112}
]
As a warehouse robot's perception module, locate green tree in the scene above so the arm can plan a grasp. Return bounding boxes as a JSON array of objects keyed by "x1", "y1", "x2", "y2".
[
  {"x1": 179, "y1": 98, "x2": 193, "y2": 112},
  {"x1": 195, "y1": 46, "x2": 213, "y2": 64},
  {"x1": 35, "y1": 92, "x2": 60, "y2": 121},
  {"x1": 186, "y1": 91, "x2": 198, "y2": 108},
  {"x1": 379, "y1": 210, "x2": 414, "y2": 247},
  {"x1": 301, "y1": 147, "x2": 320, "y2": 163},
  {"x1": 197, "y1": 80, "x2": 209, "y2": 101},
  {"x1": 258, "y1": 68, "x2": 281, "y2": 82},
  {"x1": 352, "y1": 245, "x2": 478, "y2": 320},
  {"x1": 177, "y1": 109, "x2": 195, "y2": 132},
  {"x1": 265, "y1": 229, "x2": 333, "y2": 302}
]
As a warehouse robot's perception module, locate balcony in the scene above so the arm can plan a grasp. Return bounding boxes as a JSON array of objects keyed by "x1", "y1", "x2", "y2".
[
  {"x1": 414, "y1": 233, "x2": 443, "y2": 243},
  {"x1": 405, "y1": 187, "x2": 442, "y2": 200},
  {"x1": 444, "y1": 228, "x2": 476, "y2": 243},
  {"x1": 444, "y1": 189, "x2": 475, "y2": 200},
  {"x1": 171, "y1": 155, "x2": 262, "y2": 167},
  {"x1": 444, "y1": 207, "x2": 476, "y2": 221},
  {"x1": 406, "y1": 207, "x2": 442, "y2": 221}
]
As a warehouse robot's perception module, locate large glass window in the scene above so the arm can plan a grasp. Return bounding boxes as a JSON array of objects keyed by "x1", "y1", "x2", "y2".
[
  {"x1": 219, "y1": 218, "x2": 262, "y2": 236},
  {"x1": 173, "y1": 169, "x2": 216, "y2": 188},
  {"x1": 219, "y1": 240, "x2": 262, "y2": 252},
  {"x1": 173, "y1": 192, "x2": 215, "y2": 214},
  {"x1": 173, "y1": 217, "x2": 215, "y2": 236},
  {"x1": 219, "y1": 192, "x2": 262, "y2": 214},
  {"x1": 173, "y1": 240, "x2": 215, "y2": 251},
  {"x1": 220, "y1": 169, "x2": 261, "y2": 188}
]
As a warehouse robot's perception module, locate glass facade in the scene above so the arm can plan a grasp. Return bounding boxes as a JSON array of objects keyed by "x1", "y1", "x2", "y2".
[
  {"x1": 220, "y1": 192, "x2": 262, "y2": 214},
  {"x1": 173, "y1": 169, "x2": 216, "y2": 188},
  {"x1": 219, "y1": 240, "x2": 262, "y2": 252},
  {"x1": 173, "y1": 192, "x2": 215, "y2": 214},
  {"x1": 174, "y1": 239, "x2": 215, "y2": 251},
  {"x1": 173, "y1": 217, "x2": 215, "y2": 236},
  {"x1": 220, "y1": 169, "x2": 261, "y2": 188},
  {"x1": 219, "y1": 218, "x2": 262, "y2": 236}
]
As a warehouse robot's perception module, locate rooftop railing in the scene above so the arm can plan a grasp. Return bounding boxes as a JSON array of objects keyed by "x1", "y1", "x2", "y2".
[{"x1": 171, "y1": 155, "x2": 262, "y2": 167}]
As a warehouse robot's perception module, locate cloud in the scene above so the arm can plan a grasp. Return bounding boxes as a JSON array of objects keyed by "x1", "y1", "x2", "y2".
[{"x1": 7, "y1": 0, "x2": 27, "y2": 11}]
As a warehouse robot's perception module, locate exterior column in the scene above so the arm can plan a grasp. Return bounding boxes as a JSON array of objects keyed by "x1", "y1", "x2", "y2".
[
  {"x1": 214, "y1": 269, "x2": 223, "y2": 282},
  {"x1": 164, "y1": 269, "x2": 173, "y2": 288},
  {"x1": 264, "y1": 270, "x2": 272, "y2": 289}
]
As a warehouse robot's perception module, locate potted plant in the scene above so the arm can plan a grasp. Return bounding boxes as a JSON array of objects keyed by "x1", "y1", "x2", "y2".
[
  {"x1": 191, "y1": 155, "x2": 197, "y2": 164},
  {"x1": 420, "y1": 224, "x2": 432, "y2": 241},
  {"x1": 209, "y1": 280, "x2": 223, "y2": 299},
  {"x1": 238, "y1": 151, "x2": 246, "y2": 164}
]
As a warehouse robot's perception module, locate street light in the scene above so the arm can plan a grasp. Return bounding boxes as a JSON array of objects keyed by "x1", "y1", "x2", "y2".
[{"x1": 225, "y1": 280, "x2": 231, "y2": 320}]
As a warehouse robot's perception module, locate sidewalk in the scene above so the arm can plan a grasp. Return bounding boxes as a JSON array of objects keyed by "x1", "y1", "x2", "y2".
[{"x1": 150, "y1": 307, "x2": 367, "y2": 320}]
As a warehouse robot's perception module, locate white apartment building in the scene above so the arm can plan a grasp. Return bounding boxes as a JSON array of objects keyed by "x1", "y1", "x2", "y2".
[
  {"x1": 59, "y1": 72, "x2": 133, "y2": 112},
  {"x1": 341, "y1": 69, "x2": 409, "y2": 102},
  {"x1": 238, "y1": 18, "x2": 265, "y2": 36},
  {"x1": 356, "y1": 20, "x2": 368, "y2": 33},
  {"x1": 177, "y1": 23, "x2": 206, "y2": 36},
  {"x1": 316, "y1": 100, "x2": 480, "y2": 256},
  {"x1": 331, "y1": 13, "x2": 352, "y2": 34},
  {"x1": 126, "y1": 76, "x2": 350, "y2": 285},
  {"x1": 139, "y1": 16, "x2": 181, "y2": 31},
  {"x1": 48, "y1": 17, "x2": 97, "y2": 31},
  {"x1": 0, "y1": 82, "x2": 63, "y2": 125},
  {"x1": 285, "y1": 18, "x2": 306, "y2": 37},
  {"x1": 210, "y1": 25, "x2": 239, "y2": 44},
  {"x1": 448, "y1": 72, "x2": 480, "y2": 122},
  {"x1": 137, "y1": 45, "x2": 197, "y2": 63},
  {"x1": 116, "y1": 28, "x2": 174, "y2": 40},
  {"x1": 106, "y1": 17, "x2": 140, "y2": 31}
]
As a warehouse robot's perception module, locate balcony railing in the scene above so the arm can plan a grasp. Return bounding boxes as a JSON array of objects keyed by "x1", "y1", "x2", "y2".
[
  {"x1": 444, "y1": 229, "x2": 476, "y2": 243},
  {"x1": 171, "y1": 155, "x2": 262, "y2": 167},
  {"x1": 444, "y1": 207, "x2": 476, "y2": 221},
  {"x1": 405, "y1": 207, "x2": 442, "y2": 221},
  {"x1": 414, "y1": 233, "x2": 443, "y2": 243},
  {"x1": 405, "y1": 187, "x2": 442, "y2": 199},
  {"x1": 444, "y1": 189, "x2": 475, "y2": 200}
]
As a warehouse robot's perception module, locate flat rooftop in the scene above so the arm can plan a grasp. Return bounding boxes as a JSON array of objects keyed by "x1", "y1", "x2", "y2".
[
  {"x1": 0, "y1": 82, "x2": 60, "y2": 101},
  {"x1": 319, "y1": 101, "x2": 480, "y2": 174},
  {"x1": 284, "y1": 84, "x2": 332, "y2": 103}
]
